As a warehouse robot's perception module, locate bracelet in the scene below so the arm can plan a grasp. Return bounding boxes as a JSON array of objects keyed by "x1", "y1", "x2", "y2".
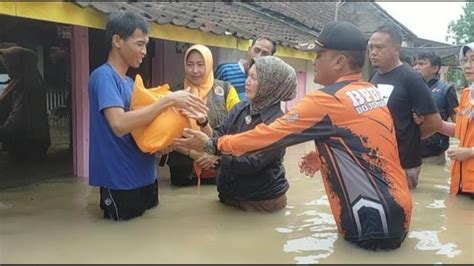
[
  {"x1": 471, "y1": 147, "x2": 474, "y2": 156},
  {"x1": 197, "y1": 117, "x2": 209, "y2": 128}
]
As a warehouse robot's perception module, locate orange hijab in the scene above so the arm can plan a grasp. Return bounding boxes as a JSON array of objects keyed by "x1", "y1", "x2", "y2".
[{"x1": 183, "y1": 45, "x2": 214, "y2": 103}]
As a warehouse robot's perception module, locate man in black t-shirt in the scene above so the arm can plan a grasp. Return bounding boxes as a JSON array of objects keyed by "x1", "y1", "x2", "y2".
[
  {"x1": 368, "y1": 26, "x2": 442, "y2": 189},
  {"x1": 413, "y1": 52, "x2": 459, "y2": 164}
]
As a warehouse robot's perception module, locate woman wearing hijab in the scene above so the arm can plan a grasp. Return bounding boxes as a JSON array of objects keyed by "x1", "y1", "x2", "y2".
[
  {"x1": 166, "y1": 44, "x2": 240, "y2": 186},
  {"x1": 182, "y1": 56, "x2": 296, "y2": 211},
  {"x1": 436, "y1": 43, "x2": 474, "y2": 197},
  {"x1": 0, "y1": 46, "x2": 50, "y2": 160}
]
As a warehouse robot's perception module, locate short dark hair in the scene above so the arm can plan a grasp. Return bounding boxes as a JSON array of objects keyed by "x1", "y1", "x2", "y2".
[
  {"x1": 340, "y1": 50, "x2": 366, "y2": 71},
  {"x1": 415, "y1": 52, "x2": 442, "y2": 67},
  {"x1": 251, "y1": 36, "x2": 277, "y2": 55},
  {"x1": 374, "y1": 25, "x2": 402, "y2": 45},
  {"x1": 105, "y1": 11, "x2": 149, "y2": 51}
]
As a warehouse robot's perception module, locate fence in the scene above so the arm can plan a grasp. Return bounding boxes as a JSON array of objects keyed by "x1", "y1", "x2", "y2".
[{"x1": 46, "y1": 90, "x2": 69, "y2": 129}]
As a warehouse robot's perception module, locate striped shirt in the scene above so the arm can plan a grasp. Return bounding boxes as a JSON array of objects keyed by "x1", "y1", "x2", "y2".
[{"x1": 215, "y1": 61, "x2": 247, "y2": 100}]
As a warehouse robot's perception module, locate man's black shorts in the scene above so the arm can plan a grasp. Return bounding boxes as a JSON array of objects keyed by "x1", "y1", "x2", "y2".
[{"x1": 99, "y1": 179, "x2": 158, "y2": 221}]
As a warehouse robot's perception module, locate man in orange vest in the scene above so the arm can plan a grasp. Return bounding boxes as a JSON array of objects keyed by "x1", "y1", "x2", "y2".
[{"x1": 175, "y1": 21, "x2": 413, "y2": 250}]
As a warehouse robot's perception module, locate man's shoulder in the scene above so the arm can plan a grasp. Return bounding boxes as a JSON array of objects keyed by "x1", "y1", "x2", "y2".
[
  {"x1": 216, "y1": 62, "x2": 240, "y2": 71},
  {"x1": 319, "y1": 80, "x2": 357, "y2": 96},
  {"x1": 90, "y1": 63, "x2": 113, "y2": 80},
  {"x1": 435, "y1": 79, "x2": 453, "y2": 89},
  {"x1": 401, "y1": 63, "x2": 420, "y2": 76}
]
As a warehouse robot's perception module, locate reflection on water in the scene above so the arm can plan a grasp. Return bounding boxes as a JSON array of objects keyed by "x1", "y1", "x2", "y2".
[
  {"x1": 409, "y1": 230, "x2": 461, "y2": 258},
  {"x1": 427, "y1": 200, "x2": 447, "y2": 209},
  {"x1": 0, "y1": 144, "x2": 473, "y2": 264},
  {"x1": 278, "y1": 196, "x2": 338, "y2": 264}
]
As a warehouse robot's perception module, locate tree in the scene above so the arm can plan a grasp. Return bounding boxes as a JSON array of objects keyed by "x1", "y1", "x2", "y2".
[
  {"x1": 447, "y1": 1, "x2": 474, "y2": 44},
  {"x1": 447, "y1": 68, "x2": 467, "y2": 92}
]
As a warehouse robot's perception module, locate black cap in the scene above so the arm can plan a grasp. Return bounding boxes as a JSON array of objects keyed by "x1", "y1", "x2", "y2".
[{"x1": 298, "y1": 21, "x2": 367, "y2": 52}]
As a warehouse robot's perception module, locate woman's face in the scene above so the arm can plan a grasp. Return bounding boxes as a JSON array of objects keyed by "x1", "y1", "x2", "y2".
[
  {"x1": 462, "y1": 50, "x2": 474, "y2": 82},
  {"x1": 185, "y1": 50, "x2": 206, "y2": 86},
  {"x1": 245, "y1": 65, "x2": 258, "y2": 100}
]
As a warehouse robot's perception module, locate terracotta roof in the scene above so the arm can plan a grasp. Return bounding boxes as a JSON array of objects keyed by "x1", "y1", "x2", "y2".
[
  {"x1": 73, "y1": 1, "x2": 318, "y2": 49},
  {"x1": 243, "y1": 1, "x2": 350, "y2": 33},
  {"x1": 73, "y1": 1, "x2": 459, "y2": 63}
]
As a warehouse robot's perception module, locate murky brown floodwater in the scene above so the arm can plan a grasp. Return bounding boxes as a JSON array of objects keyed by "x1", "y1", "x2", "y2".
[{"x1": 1, "y1": 143, "x2": 473, "y2": 263}]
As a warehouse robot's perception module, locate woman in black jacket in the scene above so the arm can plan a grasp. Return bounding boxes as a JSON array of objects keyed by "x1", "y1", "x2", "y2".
[{"x1": 180, "y1": 56, "x2": 297, "y2": 212}]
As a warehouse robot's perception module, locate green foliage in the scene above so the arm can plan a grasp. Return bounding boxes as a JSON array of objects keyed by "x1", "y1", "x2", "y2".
[
  {"x1": 447, "y1": 1, "x2": 474, "y2": 44},
  {"x1": 447, "y1": 67, "x2": 467, "y2": 91}
]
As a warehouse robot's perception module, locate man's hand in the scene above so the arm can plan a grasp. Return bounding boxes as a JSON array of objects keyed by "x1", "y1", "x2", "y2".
[
  {"x1": 168, "y1": 87, "x2": 208, "y2": 114},
  {"x1": 298, "y1": 150, "x2": 322, "y2": 177},
  {"x1": 196, "y1": 153, "x2": 219, "y2": 170},
  {"x1": 447, "y1": 147, "x2": 474, "y2": 162},
  {"x1": 412, "y1": 112, "x2": 424, "y2": 125},
  {"x1": 174, "y1": 128, "x2": 210, "y2": 153}
]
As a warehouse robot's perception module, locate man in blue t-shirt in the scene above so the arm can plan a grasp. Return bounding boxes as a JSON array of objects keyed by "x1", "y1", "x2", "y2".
[
  {"x1": 89, "y1": 11, "x2": 207, "y2": 221},
  {"x1": 215, "y1": 36, "x2": 277, "y2": 100}
]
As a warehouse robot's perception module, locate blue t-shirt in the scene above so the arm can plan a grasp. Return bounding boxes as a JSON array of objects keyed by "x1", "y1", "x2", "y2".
[
  {"x1": 215, "y1": 62, "x2": 247, "y2": 100},
  {"x1": 88, "y1": 63, "x2": 156, "y2": 190}
]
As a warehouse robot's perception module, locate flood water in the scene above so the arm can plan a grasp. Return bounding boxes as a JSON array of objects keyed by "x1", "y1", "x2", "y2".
[{"x1": 0, "y1": 143, "x2": 473, "y2": 264}]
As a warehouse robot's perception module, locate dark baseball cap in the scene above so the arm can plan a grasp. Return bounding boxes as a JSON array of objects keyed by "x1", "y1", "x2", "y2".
[{"x1": 298, "y1": 21, "x2": 367, "y2": 52}]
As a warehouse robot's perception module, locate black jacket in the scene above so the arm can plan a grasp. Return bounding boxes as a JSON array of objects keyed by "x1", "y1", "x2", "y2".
[{"x1": 214, "y1": 101, "x2": 289, "y2": 201}]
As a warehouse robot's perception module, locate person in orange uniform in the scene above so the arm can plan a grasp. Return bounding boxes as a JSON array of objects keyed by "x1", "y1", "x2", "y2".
[
  {"x1": 437, "y1": 43, "x2": 474, "y2": 197},
  {"x1": 174, "y1": 22, "x2": 413, "y2": 251}
]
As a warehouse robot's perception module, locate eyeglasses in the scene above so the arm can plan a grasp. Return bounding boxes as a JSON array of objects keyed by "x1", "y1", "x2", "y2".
[{"x1": 460, "y1": 58, "x2": 474, "y2": 67}]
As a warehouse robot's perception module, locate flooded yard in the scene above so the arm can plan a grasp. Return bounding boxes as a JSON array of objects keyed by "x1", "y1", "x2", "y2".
[{"x1": 0, "y1": 143, "x2": 472, "y2": 264}]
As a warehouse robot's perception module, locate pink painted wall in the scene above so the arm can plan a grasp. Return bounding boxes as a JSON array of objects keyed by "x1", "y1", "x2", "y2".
[
  {"x1": 284, "y1": 71, "x2": 307, "y2": 112},
  {"x1": 71, "y1": 26, "x2": 90, "y2": 179}
]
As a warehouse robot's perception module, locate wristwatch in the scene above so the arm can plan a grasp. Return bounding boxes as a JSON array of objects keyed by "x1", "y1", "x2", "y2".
[{"x1": 204, "y1": 138, "x2": 217, "y2": 155}]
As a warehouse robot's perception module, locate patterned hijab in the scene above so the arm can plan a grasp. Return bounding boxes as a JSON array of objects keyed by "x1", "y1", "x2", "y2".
[
  {"x1": 250, "y1": 56, "x2": 297, "y2": 113},
  {"x1": 183, "y1": 44, "x2": 214, "y2": 103}
]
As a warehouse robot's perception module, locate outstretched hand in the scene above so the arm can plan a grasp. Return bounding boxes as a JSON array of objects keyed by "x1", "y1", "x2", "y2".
[
  {"x1": 298, "y1": 150, "x2": 322, "y2": 177},
  {"x1": 196, "y1": 153, "x2": 219, "y2": 170},
  {"x1": 174, "y1": 128, "x2": 210, "y2": 153},
  {"x1": 169, "y1": 87, "x2": 208, "y2": 114}
]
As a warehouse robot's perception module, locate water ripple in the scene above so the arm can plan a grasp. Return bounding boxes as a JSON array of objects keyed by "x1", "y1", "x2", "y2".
[
  {"x1": 426, "y1": 200, "x2": 446, "y2": 209},
  {"x1": 408, "y1": 230, "x2": 461, "y2": 258},
  {"x1": 278, "y1": 200, "x2": 338, "y2": 264}
]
